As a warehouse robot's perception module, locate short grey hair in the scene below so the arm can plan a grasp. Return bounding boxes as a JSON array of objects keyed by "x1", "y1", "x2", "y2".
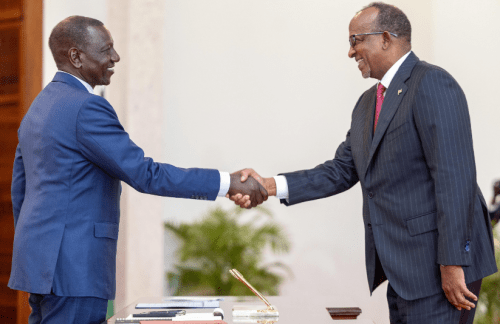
[{"x1": 362, "y1": 2, "x2": 411, "y2": 44}]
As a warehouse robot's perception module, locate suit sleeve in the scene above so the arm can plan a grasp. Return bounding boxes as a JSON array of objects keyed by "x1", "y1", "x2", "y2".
[
  {"x1": 11, "y1": 140, "x2": 26, "y2": 228},
  {"x1": 413, "y1": 69, "x2": 475, "y2": 266},
  {"x1": 280, "y1": 129, "x2": 359, "y2": 206},
  {"x1": 76, "y1": 96, "x2": 220, "y2": 200}
]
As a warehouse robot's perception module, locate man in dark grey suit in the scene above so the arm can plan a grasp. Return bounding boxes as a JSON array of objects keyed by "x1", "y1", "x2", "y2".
[{"x1": 230, "y1": 2, "x2": 497, "y2": 323}]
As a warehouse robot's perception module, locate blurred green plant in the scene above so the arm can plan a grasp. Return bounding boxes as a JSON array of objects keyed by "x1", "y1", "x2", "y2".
[
  {"x1": 165, "y1": 206, "x2": 291, "y2": 296},
  {"x1": 474, "y1": 221, "x2": 500, "y2": 324}
]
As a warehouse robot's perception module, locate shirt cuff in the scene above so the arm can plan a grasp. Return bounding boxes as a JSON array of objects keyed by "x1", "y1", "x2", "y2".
[
  {"x1": 217, "y1": 171, "x2": 231, "y2": 197},
  {"x1": 274, "y1": 175, "x2": 289, "y2": 199}
]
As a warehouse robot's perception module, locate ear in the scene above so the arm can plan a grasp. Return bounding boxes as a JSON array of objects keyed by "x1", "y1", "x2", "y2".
[
  {"x1": 68, "y1": 47, "x2": 83, "y2": 68},
  {"x1": 382, "y1": 31, "x2": 392, "y2": 50}
]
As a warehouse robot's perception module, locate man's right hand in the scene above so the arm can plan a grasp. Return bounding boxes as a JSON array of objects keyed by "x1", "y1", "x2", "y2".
[
  {"x1": 227, "y1": 171, "x2": 268, "y2": 208},
  {"x1": 227, "y1": 169, "x2": 276, "y2": 208},
  {"x1": 440, "y1": 265, "x2": 477, "y2": 311}
]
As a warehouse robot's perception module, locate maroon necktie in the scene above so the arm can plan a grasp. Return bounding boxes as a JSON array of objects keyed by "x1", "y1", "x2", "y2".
[{"x1": 374, "y1": 83, "x2": 386, "y2": 132}]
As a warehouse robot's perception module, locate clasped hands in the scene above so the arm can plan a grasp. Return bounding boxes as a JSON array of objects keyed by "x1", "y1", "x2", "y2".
[{"x1": 227, "y1": 169, "x2": 272, "y2": 208}]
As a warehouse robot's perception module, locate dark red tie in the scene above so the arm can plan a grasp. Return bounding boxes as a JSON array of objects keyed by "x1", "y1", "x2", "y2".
[{"x1": 374, "y1": 83, "x2": 386, "y2": 132}]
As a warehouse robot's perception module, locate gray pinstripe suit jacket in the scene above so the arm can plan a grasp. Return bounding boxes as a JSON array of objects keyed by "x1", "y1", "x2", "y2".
[{"x1": 281, "y1": 52, "x2": 497, "y2": 300}]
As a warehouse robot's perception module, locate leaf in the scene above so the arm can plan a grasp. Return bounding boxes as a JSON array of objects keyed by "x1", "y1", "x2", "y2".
[{"x1": 164, "y1": 205, "x2": 292, "y2": 296}]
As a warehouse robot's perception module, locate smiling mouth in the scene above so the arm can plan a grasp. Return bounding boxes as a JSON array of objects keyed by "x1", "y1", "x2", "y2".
[{"x1": 107, "y1": 67, "x2": 114, "y2": 72}]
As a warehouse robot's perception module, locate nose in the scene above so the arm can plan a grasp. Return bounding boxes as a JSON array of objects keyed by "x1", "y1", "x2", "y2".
[
  {"x1": 112, "y1": 48, "x2": 120, "y2": 63},
  {"x1": 348, "y1": 46, "x2": 355, "y2": 58}
]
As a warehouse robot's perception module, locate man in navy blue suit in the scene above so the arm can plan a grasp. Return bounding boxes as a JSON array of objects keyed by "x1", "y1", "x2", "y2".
[
  {"x1": 231, "y1": 2, "x2": 497, "y2": 323},
  {"x1": 9, "y1": 16, "x2": 267, "y2": 324}
]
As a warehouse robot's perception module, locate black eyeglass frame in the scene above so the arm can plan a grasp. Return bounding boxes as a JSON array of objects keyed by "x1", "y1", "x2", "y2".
[{"x1": 349, "y1": 32, "x2": 398, "y2": 47}]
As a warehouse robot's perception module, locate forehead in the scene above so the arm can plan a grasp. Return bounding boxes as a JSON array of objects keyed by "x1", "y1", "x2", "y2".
[
  {"x1": 85, "y1": 25, "x2": 113, "y2": 46},
  {"x1": 349, "y1": 7, "x2": 379, "y2": 34}
]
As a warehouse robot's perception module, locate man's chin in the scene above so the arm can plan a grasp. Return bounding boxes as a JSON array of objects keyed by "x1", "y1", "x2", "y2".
[
  {"x1": 100, "y1": 78, "x2": 111, "y2": 86},
  {"x1": 362, "y1": 69, "x2": 371, "y2": 79}
]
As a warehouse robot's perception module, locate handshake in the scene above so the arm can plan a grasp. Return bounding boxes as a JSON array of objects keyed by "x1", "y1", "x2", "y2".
[{"x1": 226, "y1": 169, "x2": 274, "y2": 208}]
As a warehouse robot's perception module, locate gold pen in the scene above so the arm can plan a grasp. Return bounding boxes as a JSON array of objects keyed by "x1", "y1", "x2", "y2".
[{"x1": 229, "y1": 269, "x2": 276, "y2": 311}]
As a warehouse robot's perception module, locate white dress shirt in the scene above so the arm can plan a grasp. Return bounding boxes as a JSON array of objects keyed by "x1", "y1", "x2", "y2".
[
  {"x1": 58, "y1": 70, "x2": 94, "y2": 94},
  {"x1": 58, "y1": 71, "x2": 230, "y2": 197},
  {"x1": 274, "y1": 51, "x2": 412, "y2": 200},
  {"x1": 379, "y1": 51, "x2": 411, "y2": 92}
]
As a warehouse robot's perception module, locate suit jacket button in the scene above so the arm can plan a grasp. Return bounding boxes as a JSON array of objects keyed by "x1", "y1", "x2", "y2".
[
  {"x1": 367, "y1": 223, "x2": 372, "y2": 229},
  {"x1": 465, "y1": 241, "x2": 470, "y2": 252},
  {"x1": 368, "y1": 192, "x2": 374, "y2": 199}
]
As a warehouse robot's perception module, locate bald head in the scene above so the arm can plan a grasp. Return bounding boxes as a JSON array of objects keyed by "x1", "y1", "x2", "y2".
[{"x1": 49, "y1": 16, "x2": 104, "y2": 69}]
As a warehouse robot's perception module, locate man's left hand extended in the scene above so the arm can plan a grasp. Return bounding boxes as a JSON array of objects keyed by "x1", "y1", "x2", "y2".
[{"x1": 440, "y1": 265, "x2": 477, "y2": 311}]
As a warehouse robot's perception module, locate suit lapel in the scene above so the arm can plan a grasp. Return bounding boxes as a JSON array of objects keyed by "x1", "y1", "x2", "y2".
[
  {"x1": 359, "y1": 86, "x2": 376, "y2": 182},
  {"x1": 363, "y1": 52, "x2": 420, "y2": 178}
]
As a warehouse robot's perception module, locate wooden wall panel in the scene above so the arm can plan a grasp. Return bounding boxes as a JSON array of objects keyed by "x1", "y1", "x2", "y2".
[
  {"x1": 0, "y1": 0, "x2": 22, "y2": 21},
  {"x1": 0, "y1": 20, "x2": 21, "y2": 324},
  {"x1": 0, "y1": 0, "x2": 42, "y2": 323},
  {"x1": 17, "y1": 3, "x2": 42, "y2": 323},
  {"x1": 20, "y1": 0, "x2": 42, "y2": 116}
]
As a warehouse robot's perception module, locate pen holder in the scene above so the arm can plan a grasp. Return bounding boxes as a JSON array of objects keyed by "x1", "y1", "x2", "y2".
[
  {"x1": 233, "y1": 318, "x2": 279, "y2": 324},
  {"x1": 232, "y1": 305, "x2": 279, "y2": 317}
]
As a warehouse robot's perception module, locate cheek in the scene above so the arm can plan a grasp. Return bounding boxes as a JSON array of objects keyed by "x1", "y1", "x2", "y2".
[
  {"x1": 357, "y1": 47, "x2": 368, "y2": 60},
  {"x1": 101, "y1": 61, "x2": 110, "y2": 74},
  {"x1": 362, "y1": 51, "x2": 374, "y2": 66}
]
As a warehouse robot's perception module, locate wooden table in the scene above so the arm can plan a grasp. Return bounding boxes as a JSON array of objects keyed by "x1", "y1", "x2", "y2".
[{"x1": 106, "y1": 296, "x2": 375, "y2": 323}]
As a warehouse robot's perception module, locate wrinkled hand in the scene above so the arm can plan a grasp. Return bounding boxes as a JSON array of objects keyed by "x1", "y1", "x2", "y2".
[
  {"x1": 227, "y1": 169, "x2": 276, "y2": 208},
  {"x1": 440, "y1": 265, "x2": 477, "y2": 311},
  {"x1": 226, "y1": 171, "x2": 268, "y2": 208}
]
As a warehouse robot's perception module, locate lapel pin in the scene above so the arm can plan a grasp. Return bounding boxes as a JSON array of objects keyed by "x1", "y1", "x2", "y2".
[{"x1": 398, "y1": 89, "x2": 402, "y2": 95}]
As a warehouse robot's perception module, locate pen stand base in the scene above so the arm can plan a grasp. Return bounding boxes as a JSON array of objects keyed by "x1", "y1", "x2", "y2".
[{"x1": 232, "y1": 305, "x2": 279, "y2": 317}]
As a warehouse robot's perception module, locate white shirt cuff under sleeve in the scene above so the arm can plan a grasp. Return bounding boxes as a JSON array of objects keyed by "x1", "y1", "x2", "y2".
[
  {"x1": 273, "y1": 175, "x2": 289, "y2": 199},
  {"x1": 218, "y1": 171, "x2": 231, "y2": 197}
]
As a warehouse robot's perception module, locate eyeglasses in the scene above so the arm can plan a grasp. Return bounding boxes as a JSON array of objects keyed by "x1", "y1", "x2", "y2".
[{"x1": 349, "y1": 32, "x2": 398, "y2": 47}]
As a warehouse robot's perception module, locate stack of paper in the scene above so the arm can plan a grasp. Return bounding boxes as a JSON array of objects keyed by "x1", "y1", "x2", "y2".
[
  {"x1": 116, "y1": 321, "x2": 226, "y2": 324},
  {"x1": 139, "y1": 322, "x2": 226, "y2": 324},
  {"x1": 136, "y1": 297, "x2": 223, "y2": 309},
  {"x1": 116, "y1": 313, "x2": 226, "y2": 323}
]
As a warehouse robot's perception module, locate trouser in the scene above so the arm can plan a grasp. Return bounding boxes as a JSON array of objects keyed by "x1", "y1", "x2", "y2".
[
  {"x1": 387, "y1": 279, "x2": 481, "y2": 324},
  {"x1": 28, "y1": 292, "x2": 108, "y2": 324},
  {"x1": 459, "y1": 279, "x2": 482, "y2": 324}
]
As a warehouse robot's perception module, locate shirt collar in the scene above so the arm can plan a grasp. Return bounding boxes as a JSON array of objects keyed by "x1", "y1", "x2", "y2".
[
  {"x1": 58, "y1": 71, "x2": 94, "y2": 94},
  {"x1": 379, "y1": 50, "x2": 412, "y2": 90}
]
